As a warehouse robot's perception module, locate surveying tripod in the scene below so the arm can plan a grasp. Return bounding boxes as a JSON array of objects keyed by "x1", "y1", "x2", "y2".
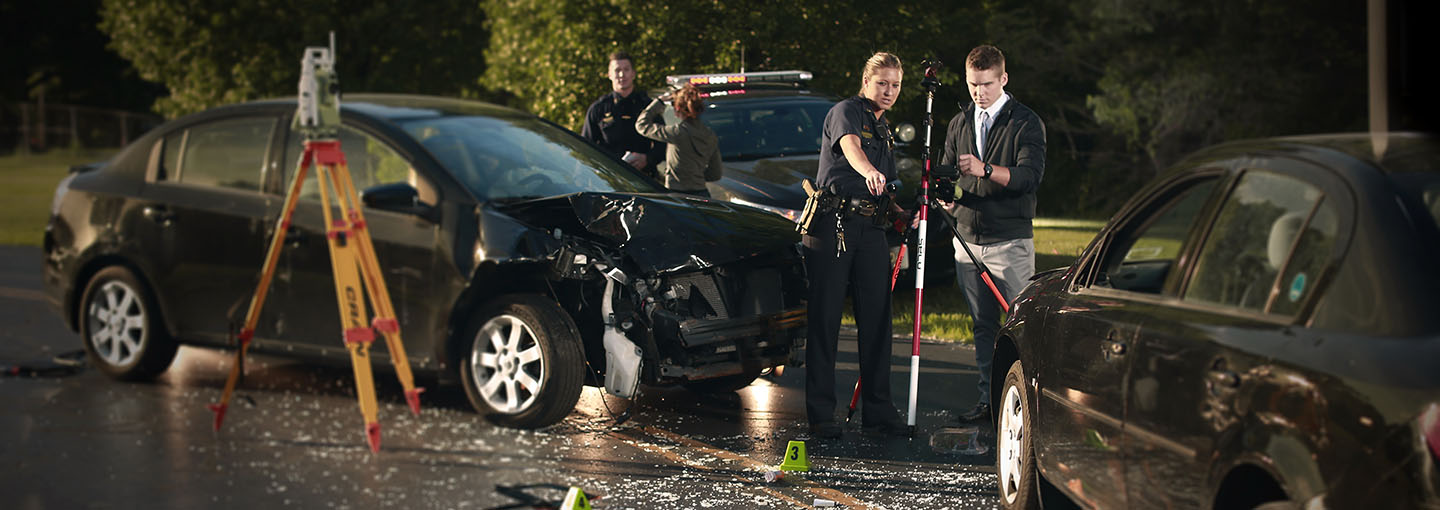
[{"x1": 208, "y1": 38, "x2": 422, "y2": 452}]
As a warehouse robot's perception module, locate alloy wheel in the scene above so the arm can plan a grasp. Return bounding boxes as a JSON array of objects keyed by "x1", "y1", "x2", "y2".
[
  {"x1": 999, "y1": 383, "x2": 1026, "y2": 504},
  {"x1": 468, "y1": 314, "x2": 546, "y2": 414},
  {"x1": 87, "y1": 280, "x2": 148, "y2": 368}
]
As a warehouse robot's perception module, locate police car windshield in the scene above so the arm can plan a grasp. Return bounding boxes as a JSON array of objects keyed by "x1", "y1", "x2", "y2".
[
  {"x1": 400, "y1": 115, "x2": 657, "y2": 201},
  {"x1": 677, "y1": 100, "x2": 834, "y2": 161}
]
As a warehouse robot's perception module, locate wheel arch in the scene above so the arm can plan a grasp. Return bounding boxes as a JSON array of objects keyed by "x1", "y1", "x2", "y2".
[
  {"x1": 67, "y1": 254, "x2": 175, "y2": 339},
  {"x1": 1209, "y1": 461, "x2": 1291, "y2": 510},
  {"x1": 1207, "y1": 430, "x2": 1324, "y2": 509},
  {"x1": 991, "y1": 333, "x2": 1022, "y2": 417},
  {"x1": 442, "y1": 260, "x2": 563, "y2": 378}
]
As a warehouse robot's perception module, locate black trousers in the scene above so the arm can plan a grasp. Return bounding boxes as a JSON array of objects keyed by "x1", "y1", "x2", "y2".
[{"x1": 803, "y1": 215, "x2": 901, "y2": 426}]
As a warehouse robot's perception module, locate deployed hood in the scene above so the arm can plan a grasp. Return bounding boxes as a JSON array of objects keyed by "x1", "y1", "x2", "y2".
[{"x1": 497, "y1": 192, "x2": 800, "y2": 274}]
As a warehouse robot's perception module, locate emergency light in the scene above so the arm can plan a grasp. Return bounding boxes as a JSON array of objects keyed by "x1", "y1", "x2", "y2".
[{"x1": 665, "y1": 70, "x2": 813, "y2": 88}]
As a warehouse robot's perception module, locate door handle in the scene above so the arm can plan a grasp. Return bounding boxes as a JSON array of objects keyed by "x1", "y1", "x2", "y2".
[
  {"x1": 1103, "y1": 330, "x2": 1127, "y2": 356},
  {"x1": 1207, "y1": 370, "x2": 1240, "y2": 389},
  {"x1": 142, "y1": 205, "x2": 175, "y2": 224}
]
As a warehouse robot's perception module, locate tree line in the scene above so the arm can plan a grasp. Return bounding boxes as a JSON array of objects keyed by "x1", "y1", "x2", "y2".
[{"x1": 20, "y1": 0, "x2": 1370, "y2": 217}]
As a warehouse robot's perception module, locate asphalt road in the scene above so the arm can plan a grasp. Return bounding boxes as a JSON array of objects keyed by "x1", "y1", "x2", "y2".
[{"x1": 0, "y1": 245, "x2": 1001, "y2": 509}]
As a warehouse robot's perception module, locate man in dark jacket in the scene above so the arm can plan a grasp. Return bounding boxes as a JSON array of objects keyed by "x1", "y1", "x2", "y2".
[
  {"x1": 941, "y1": 44, "x2": 1046, "y2": 422},
  {"x1": 581, "y1": 51, "x2": 663, "y2": 179}
]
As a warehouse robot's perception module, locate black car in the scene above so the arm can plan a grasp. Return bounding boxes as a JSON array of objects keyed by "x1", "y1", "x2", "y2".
[
  {"x1": 991, "y1": 133, "x2": 1440, "y2": 509},
  {"x1": 42, "y1": 94, "x2": 808, "y2": 430}
]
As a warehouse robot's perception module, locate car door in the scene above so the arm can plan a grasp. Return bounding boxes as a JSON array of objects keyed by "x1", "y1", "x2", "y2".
[
  {"x1": 1035, "y1": 173, "x2": 1222, "y2": 509},
  {"x1": 133, "y1": 114, "x2": 284, "y2": 344},
  {"x1": 264, "y1": 120, "x2": 442, "y2": 365},
  {"x1": 1123, "y1": 164, "x2": 1348, "y2": 508}
]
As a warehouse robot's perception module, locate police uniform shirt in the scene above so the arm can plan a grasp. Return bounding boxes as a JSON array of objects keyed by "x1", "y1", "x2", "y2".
[
  {"x1": 582, "y1": 90, "x2": 660, "y2": 159},
  {"x1": 816, "y1": 96, "x2": 896, "y2": 199}
]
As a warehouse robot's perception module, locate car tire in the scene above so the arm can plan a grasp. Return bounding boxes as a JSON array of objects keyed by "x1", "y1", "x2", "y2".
[
  {"x1": 79, "y1": 266, "x2": 178, "y2": 380},
  {"x1": 682, "y1": 368, "x2": 762, "y2": 394},
  {"x1": 459, "y1": 294, "x2": 584, "y2": 429},
  {"x1": 997, "y1": 359, "x2": 1040, "y2": 510}
]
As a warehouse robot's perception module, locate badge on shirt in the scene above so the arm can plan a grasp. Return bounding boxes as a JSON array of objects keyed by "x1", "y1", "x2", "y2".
[
  {"x1": 602, "y1": 113, "x2": 614, "y2": 123},
  {"x1": 620, "y1": 115, "x2": 632, "y2": 120},
  {"x1": 861, "y1": 130, "x2": 874, "y2": 139}
]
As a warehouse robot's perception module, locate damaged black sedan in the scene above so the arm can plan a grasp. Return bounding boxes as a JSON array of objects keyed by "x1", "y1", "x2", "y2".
[{"x1": 42, "y1": 94, "x2": 807, "y2": 429}]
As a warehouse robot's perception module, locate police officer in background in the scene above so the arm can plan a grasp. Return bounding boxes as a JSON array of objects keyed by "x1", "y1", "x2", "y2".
[
  {"x1": 803, "y1": 52, "x2": 909, "y2": 439},
  {"x1": 582, "y1": 51, "x2": 663, "y2": 180}
]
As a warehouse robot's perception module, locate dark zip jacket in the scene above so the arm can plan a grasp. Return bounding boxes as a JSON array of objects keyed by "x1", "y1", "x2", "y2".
[{"x1": 940, "y1": 95, "x2": 1047, "y2": 244}]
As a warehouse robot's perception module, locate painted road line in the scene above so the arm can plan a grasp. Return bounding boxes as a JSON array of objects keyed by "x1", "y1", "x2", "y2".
[
  {"x1": 0, "y1": 286, "x2": 46, "y2": 302},
  {"x1": 610, "y1": 427, "x2": 813, "y2": 508},
  {"x1": 635, "y1": 426, "x2": 870, "y2": 508},
  {"x1": 578, "y1": 406, "x2": 870, "y2": 508}
]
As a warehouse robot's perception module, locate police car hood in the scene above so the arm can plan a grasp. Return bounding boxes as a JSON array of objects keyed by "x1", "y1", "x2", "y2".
[
  {"x1": 495, "y1": 192, "x2": 800, "y2": 274},
  {"x1": 718, "y1": 155, "x2": 816, "y2": 210}
]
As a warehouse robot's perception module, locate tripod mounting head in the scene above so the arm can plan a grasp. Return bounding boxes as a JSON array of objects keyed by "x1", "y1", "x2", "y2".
[
  {"x1": 294, "y1": 32, "x2": 341, "y2": 141},
  {"x1": 919, "y1": 58, "x2": 943, "y2": 90}
]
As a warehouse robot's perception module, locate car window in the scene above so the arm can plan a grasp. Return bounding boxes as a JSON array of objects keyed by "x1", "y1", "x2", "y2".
[
  {"x1": 284, "y1": 125, "x2": 435, "y2": 205},
  {"x1": 1184, "y1": 171, "x2": 1338, "y2": 314},
  {"x1": 400, "y1": 115, "x2": 655, "y2": 201},
  {"x1": 1094, "y1": 178, "x2": 1218, "y2": 294},
  {"x1": 690, "y1": 101, "x2": 834, "y2": 160},
  {"x1": 177, "y1": 117, "x2": 275, "y2": 191},
  {"x1": 159, "y1": 131, "x2": 184, "y2": 181}
]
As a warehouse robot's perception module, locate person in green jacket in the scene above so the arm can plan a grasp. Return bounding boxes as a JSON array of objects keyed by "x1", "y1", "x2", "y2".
[{"x1": 635, "y1": 84, "x2": 723, "y2": 197}]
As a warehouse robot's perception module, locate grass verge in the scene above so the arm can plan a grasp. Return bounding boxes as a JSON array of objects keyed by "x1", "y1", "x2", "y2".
[
  {"x1": 0, "y1": 150, "x2": 116, "y2": 246},
  {"x1": 842, "y1": 220, "x2": 1103, "y2": 342}
]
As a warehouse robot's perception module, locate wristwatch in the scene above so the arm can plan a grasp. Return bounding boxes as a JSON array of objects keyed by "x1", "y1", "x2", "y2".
[{"x1": 983, "y1": 163, "x2": 994, "y2": 180}]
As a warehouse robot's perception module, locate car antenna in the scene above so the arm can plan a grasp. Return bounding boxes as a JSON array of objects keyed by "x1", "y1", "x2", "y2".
[{"x1": 207, "y1": 31, "x2": 425, "y2": 453}]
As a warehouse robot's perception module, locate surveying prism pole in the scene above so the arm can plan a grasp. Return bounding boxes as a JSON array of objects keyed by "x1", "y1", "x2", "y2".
[
  {"x1": 906, "y1": 60, "x2": 943, "y2": 436},
  {"x1": 208, "y1": 35, "x2": 422, "y2": 452}
]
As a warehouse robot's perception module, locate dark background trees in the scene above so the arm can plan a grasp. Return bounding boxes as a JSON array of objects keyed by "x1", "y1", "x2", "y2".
[{"x1": 6, "y1": 0, "x2": 1399, "y2": 217}]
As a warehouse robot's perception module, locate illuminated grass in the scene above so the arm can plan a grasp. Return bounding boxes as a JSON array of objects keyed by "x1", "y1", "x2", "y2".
[
  {"x1": 841, "y1": 220, "x2": 1103, "y2": 342},
  {"x1": 0, "y1": 150, "x2": 116, "y2": 246}
]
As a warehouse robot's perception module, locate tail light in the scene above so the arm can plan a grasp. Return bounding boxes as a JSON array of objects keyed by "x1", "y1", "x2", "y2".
[{"x1": 1423, "y1": 403, "x2": 1440, "y2": 462}]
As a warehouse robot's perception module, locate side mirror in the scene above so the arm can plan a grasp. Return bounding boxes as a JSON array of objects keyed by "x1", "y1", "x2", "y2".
[{"x1": 361, "y1": 183, "x2": 437, "y2": 221}]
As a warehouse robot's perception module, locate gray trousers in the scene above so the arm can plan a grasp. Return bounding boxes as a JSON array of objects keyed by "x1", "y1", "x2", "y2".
[{"x1": 952, "y1": 237, "x2": 1034, "y2": 403}]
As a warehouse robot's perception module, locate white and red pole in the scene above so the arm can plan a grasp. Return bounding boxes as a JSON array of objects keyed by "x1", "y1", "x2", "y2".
[{"x1": 907, "y1": 62, "x2": 943, "y2": 435}]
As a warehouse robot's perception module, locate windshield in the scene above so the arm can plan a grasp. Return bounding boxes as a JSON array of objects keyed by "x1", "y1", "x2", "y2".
[
  {"x1": 667, "y1": 99, "x2": 834, "y2": 161},
  {"x1": 400, "y1": 115, "x2": 657, "y2": 201}
]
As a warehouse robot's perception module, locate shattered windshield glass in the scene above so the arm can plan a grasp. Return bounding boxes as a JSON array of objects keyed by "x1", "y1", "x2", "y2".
[{"x1": 400, "y1": 115, "x2": 657, "y2": 201}]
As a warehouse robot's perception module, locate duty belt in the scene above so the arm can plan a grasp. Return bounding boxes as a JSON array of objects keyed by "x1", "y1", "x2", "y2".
[
  {"x1": 842, "y1": 196, "x2": 879, "y2": 217},
  {"x1": 796, "y1": 179, "x2": 893, "y2": 235}
]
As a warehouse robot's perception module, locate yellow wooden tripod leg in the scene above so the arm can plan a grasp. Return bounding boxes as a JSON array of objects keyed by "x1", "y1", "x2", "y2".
[
  {"x1": 317, "y1": 163, "x2": 383, "y2": 452},
  {"x1": 332, "y1": 163, "x2": 424, "y2": 415},
  {"x1": 210, "y1": 147, "x2": 314, "y2": 431}
]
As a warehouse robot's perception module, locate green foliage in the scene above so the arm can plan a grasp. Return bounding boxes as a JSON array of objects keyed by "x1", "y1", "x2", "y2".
[
  {"x1": 482, "y1": 0, "x2": 965, "y2": 131},
  {"x1": 98, "y1": 0, "x2": 488, "y2": 117},
  {"x1": 1080, "y1": 0, "x2": 1366, "y2": 172}
]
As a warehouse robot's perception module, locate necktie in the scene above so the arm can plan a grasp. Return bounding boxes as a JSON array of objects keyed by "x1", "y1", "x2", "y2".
[{"x1": 978, "y1": 111, "x2": 991, "y2": 157}]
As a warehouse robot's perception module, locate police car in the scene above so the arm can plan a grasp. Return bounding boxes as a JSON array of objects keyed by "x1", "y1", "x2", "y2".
[
  {"x1": 658, "y1": 71, "x2": 918, "y2": 218},
  {"x1": 656, "y1": 71, "x2": 951, "y2": 279}
]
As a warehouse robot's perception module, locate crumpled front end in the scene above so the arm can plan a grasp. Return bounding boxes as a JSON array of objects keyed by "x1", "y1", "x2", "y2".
[{"x1": 500, "y1": 192, "x2": 809, "y2": 385}]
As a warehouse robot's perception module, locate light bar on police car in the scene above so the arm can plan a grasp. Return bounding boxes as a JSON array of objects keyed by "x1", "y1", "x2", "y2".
[{"x1": 666, "y1": 70, "x2": 813, "y2": 88}]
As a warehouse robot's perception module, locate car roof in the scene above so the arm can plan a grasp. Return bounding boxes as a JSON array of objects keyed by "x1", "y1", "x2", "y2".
[
  {"x1": 242, "y1": 93, "x2": 533, "y2": 121},
  {"x1": 1184, "y1": 132, "x2": 1439, "y2": 175}
]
